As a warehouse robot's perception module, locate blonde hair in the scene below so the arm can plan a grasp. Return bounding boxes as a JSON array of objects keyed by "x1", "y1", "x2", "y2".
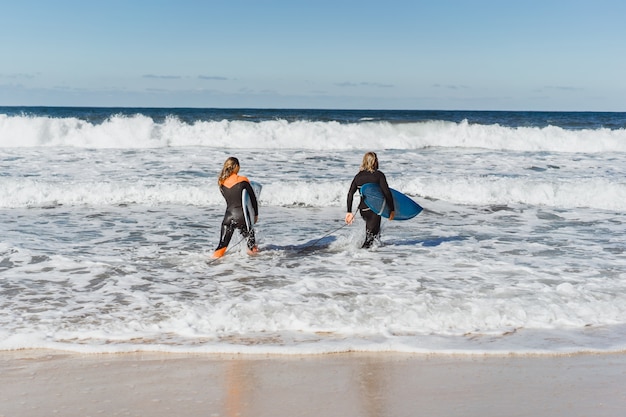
[
  {"x1": 218, "y1": 157, "x2": 240, "y2": 185},
  {"x1": 360, "y1": 152, "x2": 379, "y2": 173}
]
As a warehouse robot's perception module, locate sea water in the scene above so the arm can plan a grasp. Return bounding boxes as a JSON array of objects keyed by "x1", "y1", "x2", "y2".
[{"x1": 1, "y1": 107, "x2": 625, "y2": 355}]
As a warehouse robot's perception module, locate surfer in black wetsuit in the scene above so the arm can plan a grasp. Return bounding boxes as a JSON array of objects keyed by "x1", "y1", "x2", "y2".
[
  {"x1": 346, "y1": 152, "x2": 395, "y2": 248},
  {"x1": 213, "y1": 157, "x2": 259, "y2": 258}
]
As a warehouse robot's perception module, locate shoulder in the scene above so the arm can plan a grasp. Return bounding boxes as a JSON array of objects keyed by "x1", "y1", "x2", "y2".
[
  {"x1": 351, "y1": 171, "x2": 366, "y2": 185},
  {"x1": 222, "y1": 174, "x2": 250, "y2": 188}
]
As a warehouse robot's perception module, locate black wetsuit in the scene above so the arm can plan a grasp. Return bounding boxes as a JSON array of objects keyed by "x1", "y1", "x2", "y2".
[
  {"x1": 347, "y1": 170, "x2": 395, "y2": 248},
  {"x1": 216, "y1": 175, "x2": 258, "y2": 251}
]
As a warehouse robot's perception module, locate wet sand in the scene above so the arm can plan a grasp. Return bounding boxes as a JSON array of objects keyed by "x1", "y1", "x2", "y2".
[{"x1": 1, "y1": 350, "x2": 625, "y2": 417}]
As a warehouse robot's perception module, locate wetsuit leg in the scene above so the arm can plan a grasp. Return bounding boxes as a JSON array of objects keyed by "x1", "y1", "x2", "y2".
[
  {"x1": 360, "y1": 209, "x2": 381, "y2": 248},
  {"x1": 240, "y1": 227, "x2": 256, "y2": 250},
  {"x1": 216, "y1": 220, "x2": 236, "y2": 250}
]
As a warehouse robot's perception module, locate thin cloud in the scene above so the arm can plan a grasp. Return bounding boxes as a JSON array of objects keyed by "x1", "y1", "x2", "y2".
[
  {"x1": 198, "y1": 75, "x2": 228, "y2": 81},
  {"x1": 0, "y1": 73, "x2": 38, "y2": 79},
  {"x1": 142, "y1": 74, "x2": 182, "y2": 80},
  {"x1": 52, "y1": 85, "x2": 83, "y2": 91},
  {"x1": 542, "y1": 85, "x2": 584, "y2": 92},
  {"x1": 432, "y1": 84, "x2": 469, "y2": 90},
  {"x1": 335, "y1": 81, "x2": 394, "y2": 88}
]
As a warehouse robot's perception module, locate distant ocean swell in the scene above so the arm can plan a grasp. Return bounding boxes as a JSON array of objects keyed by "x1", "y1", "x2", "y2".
[{"x1": 2, "y1": 113, "x2": 626, "y2": 152}]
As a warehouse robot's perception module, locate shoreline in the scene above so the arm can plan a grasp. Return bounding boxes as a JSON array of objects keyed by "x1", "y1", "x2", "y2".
[{"x1": 2, "y1": 350, "x2": 624, "y2": 417}]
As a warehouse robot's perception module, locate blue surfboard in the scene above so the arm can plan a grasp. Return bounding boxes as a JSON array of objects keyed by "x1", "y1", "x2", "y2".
[
  {"x1": 242, "y1": 181, "x2": 262, "y2": 230},
  {"x1": 359, "y1": 183, "x2": 422, "y2": 220}
]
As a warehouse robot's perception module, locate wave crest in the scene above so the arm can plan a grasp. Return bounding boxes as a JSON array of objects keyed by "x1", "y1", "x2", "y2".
[{"x1": 2, "y1": 114, "x2": 626, "y2": 152}]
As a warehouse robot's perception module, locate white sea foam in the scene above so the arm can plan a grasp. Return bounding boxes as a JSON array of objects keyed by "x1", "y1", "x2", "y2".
[
  {"x1": 1, "y1": 111, "x2": 625, "y2": 355},
  {"x1": 2, "y1": 147, "x2": 625, "y2": 210}
]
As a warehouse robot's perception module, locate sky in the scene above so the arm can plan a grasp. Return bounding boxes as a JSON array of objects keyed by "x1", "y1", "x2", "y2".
[{"x1": 1, "y1": 0, "x2": 625, "y2": 111}]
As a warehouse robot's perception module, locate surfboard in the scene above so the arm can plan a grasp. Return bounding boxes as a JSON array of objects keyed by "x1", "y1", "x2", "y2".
[
  {"x1": 242, "y1": 181, "x2": 262, "y2": 230},
  {"x1": 359, "y1": 183, "x2": 422, "y2": 220}
]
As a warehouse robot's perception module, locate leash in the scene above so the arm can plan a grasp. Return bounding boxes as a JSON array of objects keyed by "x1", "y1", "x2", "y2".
[
  {"x1": 206, "y1": 235, "x2": 246, "y2": 265},
  {"x1": 296, "y1": 208, "x2": 358, "y2": 254},
  {"x1": 208, "y1": 207, "x2": 360, "y2": 260}
]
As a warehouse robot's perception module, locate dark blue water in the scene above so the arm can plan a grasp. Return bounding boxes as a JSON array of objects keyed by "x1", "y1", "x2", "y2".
[{"x1": 2, "y1": 106, "x2": 625, "y2": 130}]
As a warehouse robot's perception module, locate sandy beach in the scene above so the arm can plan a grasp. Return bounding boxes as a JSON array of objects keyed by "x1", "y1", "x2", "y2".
[{"x1": 1, "y1": 350, "x2": 624, "y2": 417}]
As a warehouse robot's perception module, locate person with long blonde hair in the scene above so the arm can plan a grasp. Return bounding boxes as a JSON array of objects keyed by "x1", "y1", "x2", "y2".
[
  {"x1": 213, "y1": 157, "x2": 259, "y2": 258},
  {"x1": 345, "y1": 152, "x2": 395, "y2": 248}
]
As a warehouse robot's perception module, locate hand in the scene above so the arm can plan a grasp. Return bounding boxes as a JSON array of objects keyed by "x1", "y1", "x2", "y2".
[
  {"x1": 345, "y1": 212, "x2": 354, "y2": 224},
  {"x1": 389, "y1": 211, "x2": 395, "y2": 221},
  {"x1": 254, "y1": 215, "x2": 258, "y2": 224}
]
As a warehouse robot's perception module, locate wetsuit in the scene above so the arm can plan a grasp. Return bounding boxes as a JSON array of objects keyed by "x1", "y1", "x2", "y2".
[
  {"x1": 347, "y1": 170, "x2": 395, "y2": 248},
  {"x1": 216, "y1": 174, "x2": 259, "y2": 251}
]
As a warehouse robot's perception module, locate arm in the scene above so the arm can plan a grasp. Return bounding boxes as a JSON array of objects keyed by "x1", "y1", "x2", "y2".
[
  {"x1": 378, "y1": 172, "x2": 395, "y2": 220},
  {"x1": 347, "y1": 177, "x2": 358, "y2": 212},
  {"x1": 346, "y1": 176, "x2": 358, "y2": 224}
]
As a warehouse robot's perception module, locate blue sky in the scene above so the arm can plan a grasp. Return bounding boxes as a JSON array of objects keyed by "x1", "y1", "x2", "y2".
[{"x1": 1, "y1": 0, "x2": 625, "y2": 111}]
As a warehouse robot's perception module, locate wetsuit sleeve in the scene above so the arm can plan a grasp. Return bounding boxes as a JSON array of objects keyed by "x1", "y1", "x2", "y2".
[
  {"x1": 378, "y1": 172, "x2": 395, "y2": 212},
  {"x1": 242, "y1": 180, "x2": 259, "y2": 216},
  {"x1": 347, "y1": 175, "x2": 359, "y2": 212}
]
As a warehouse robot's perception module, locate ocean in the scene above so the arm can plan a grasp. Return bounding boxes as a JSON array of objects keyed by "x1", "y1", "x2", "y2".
[{"x1": 1, "y1": 107, "x2": 625, "y2": 355}]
